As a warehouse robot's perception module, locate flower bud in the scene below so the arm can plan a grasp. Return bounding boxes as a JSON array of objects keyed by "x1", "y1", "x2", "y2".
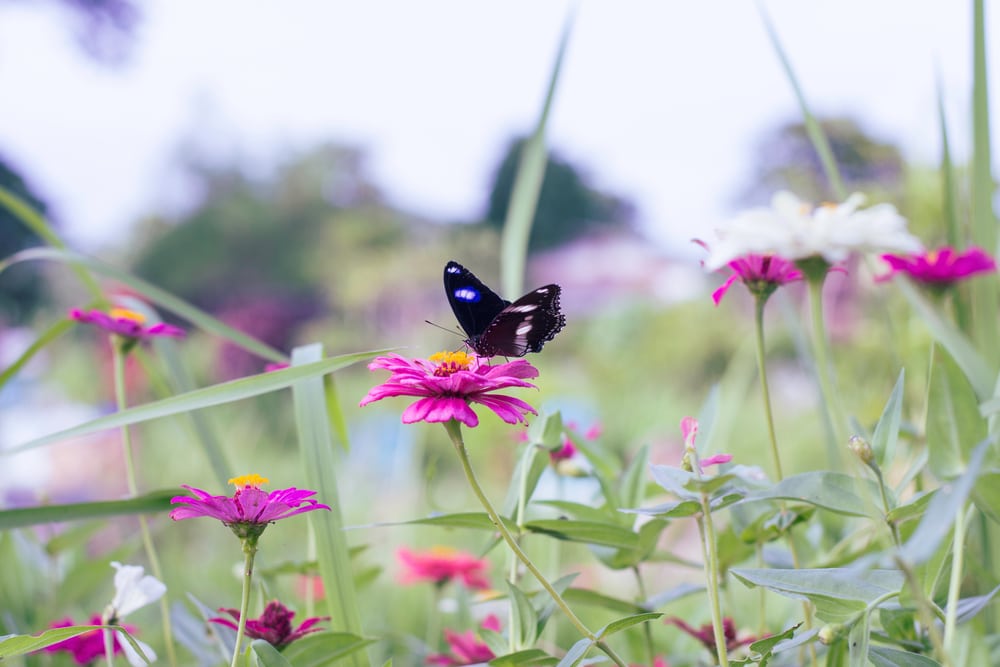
[
  {"x1": 818, "y1": 623, "x2": 846, "y2": 645},
  {"x1": 848, "y1": 435, "x2": 875, "y2": 466}
]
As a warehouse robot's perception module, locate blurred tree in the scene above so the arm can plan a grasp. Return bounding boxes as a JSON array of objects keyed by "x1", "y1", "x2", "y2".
[
  {"x1": 740, "y1": 117, "x2": 905, "y2": 205},
  {"x1": 6, "y1": 0, "x2": 141, "y2": 64},
  {"x1": 0, "y1": 157, "x2": 50, "y2": 324},
  {"x1": 484, "y1": 137, "x2": 635, "y2": 252}
]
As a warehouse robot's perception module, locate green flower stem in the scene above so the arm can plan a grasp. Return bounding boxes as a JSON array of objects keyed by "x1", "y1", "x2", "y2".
[
  {"x1": 696, "y1": 493, "x2": 729, "y2": 667},
  {"x1": 425, "y1": 585, "x2": 444, "y2": 656},
  {"x1": 944, "y1": 506, "x2": 973, "y2": 653},
  {"x1": 873, "y1": 466, "x2": 902, "y2": 548},
  {"x1": 753, "y1": 296, "x2": 784, "y2": 481},
  {"x1": 895, "y1": 556, "x2": 953, "y2": 667},
  {"x1": 103, "y1": 628, "x2": 114, "y2": 667},
  {"x1": 806, "y1": 275, "x2": 847, "y2": 470},
  {"x1": 632, "y1": 566, "x2": 655, "y2": 665},
  {"x1": 231, "y1": 544, "x2": 256, "y2": 667},
  {"x1": 443, "y1": 420, "x2": 627, "y2": 667},
  {"x1": 111, "y1": 343, "x2": 178, "y2": 667}
]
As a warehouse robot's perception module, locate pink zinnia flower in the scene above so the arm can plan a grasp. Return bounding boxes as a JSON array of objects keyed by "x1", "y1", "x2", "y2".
[
  {"x1": 209, "y1": 600, "x2": 328, "y2": 650},
  {"x1": 630, "y1": 659, "x2": 671, "y2": 667},
  {"x1": 666, "y1": 617, "x2": 756, "y2": 655},
  {"x1": 359, "y1": 351, "x2": 538, "y2": 428},
  {"x1": 397, "y1": 546, "x2": 491, "y2": 589},
  {"x1": 710, "y1": 253, "x2": 803, "y2": 305},
  {"x1": 43, "y1": 615, "x2": 134, "y2": 664},
  {"x1": 878, "y1": 246, "x2": 996, "y2": 286},
  {"x1": 427, "y1": 615, "x2": 500, "y2": 666},
  {"x1": 70, "y1": 307, "x2": 185, "y2": 341},
  {"x1": 170, "y1": 474, "x2": 330, "y2": 542}
]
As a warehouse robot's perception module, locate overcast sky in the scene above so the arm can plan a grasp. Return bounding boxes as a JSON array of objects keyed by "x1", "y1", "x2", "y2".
[{"x1": 0, "y1": 1, "x2": 988, "y2": 253}]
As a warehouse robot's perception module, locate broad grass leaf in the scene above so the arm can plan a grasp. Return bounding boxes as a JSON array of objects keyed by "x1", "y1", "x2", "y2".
[
  {"x1": 279, "y1": 632, "x2": 377, "y2": 667},
  {"x1": 742, "y1": 471, "x2": 882, "y2": 518},
  {"x1": 0, "y1": 490, "x2": 173, "y2": 529},
  {"x1": 507, "y1": 582, "x2": 539, "y2": 648},
  {"x1": 6, "y1": 349, "x2": 384, "y2": 455},
  {"x1": 0, "y1": 317, "x2": 73, "y2": 392},
  {"x1": 871, "y1": 370, "x2": 905, "y2": 468},
  {"x1": 291, "y1": 344, "x2": 364, "y2": 667},
  {"x1": 868, "y1": 645, "x2": 942, "y2": 666},
  {"x1": 619, "y1": 444, "x2": 649, "y2": 512},
  {"x1": 251, "y1": 640, "x2": 293, "y2": 667},
  {"x1": 730, "y1": 568, "x2": 904, "y2": 623},
  {"x1": 925, "y1": 345, "x2": 987, "y2": 480}
]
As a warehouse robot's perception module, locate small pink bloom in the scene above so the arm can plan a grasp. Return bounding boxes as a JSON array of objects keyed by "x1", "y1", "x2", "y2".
[
  {"x1": 397, "y1": 546, "x2": 491, "y2": 590},
  {"x1": 666, "y1": 617, "x2": 756, "y2": 655},
  {"x1": 427, "y1": 616, "x2": 500, "y2": 666},
  {"x1": 169, "y1": 474, "x2": 329, "y2": 542},
  {"x1": 549, "y1": 439, "x2": 576, "y2": 463},
  {"x1": 43, "y1": 615, "x2": 134, "y2": 664},
  {"x1": 584, "y1": 423, "x2": 603, "y2": 440},
  {"x1": 699, "y1": 453, "x2": 733, "y2": 467},
  {"x1": 630, "y1": 658, "x2": 671, "y2": 667},
  {"x1": 210, "y1": 600, "x2": 328, "y2": 649},
  {"x1": 360, "y1": 351, "x2": 538, "y2": 428},
  {"x1": 264, "y1": 362, "x2": 290, "y2": 372},
  {"x1": 878, "y1": 246, "x2": 996, "y2": 285},
  {"x1": 679, "y1": 418, "x2": 731, "y2": 473},
  {"x1": 696, "y1": 241, "x2": 804, "y2": 305},
  {"x1": 69, "y1": 307, "x2": 185, "y2": 341},
  {"x1": 680, "y1": 417, "x2": 698, "y2": 449}
]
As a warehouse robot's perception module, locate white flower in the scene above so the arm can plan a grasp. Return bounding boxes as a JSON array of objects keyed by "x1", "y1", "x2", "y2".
[
  {"x1": 104, "y1": 562, "x2": 166, "y2": 666},
  {"x1": 704, "y1": 191, "x2": 923, "y2": 270}
]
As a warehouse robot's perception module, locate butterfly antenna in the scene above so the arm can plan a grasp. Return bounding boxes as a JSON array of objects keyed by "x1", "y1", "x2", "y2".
[{"x1": 424, "y1": 319, "x2": 465, "y2": 338}]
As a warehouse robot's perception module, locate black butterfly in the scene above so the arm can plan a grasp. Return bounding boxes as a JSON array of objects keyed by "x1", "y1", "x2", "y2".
[{"x1": 444, "y1": 260, "x2": 565, "y2": 358}]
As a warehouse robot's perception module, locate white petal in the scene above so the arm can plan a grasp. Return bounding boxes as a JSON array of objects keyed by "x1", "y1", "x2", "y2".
[
  {"x1": 120, "y1": 634, "x2": 158, "y2": 666},
  {"x1": 110, "y1": 562, "x2": 167, "y2": 618}
]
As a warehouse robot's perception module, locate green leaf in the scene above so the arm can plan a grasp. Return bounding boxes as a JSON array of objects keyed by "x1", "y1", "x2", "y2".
[
  {"x1": 554, "y1": 637, "x2": 591, "y2": 667},
  {"x1": 536, "y1": 500, "x2": 616, "y2": 524},
  {"x1": 925, "y1": 345, "x2": 988, "y2": 480},
  {"x1": 0, "y1": 490, "x2": 173, "y2": 529},
  {"x1": 872, "y1": 370, "x2": 905, "y2": 468},
  {"x1": 0, "y1": 317, "x2": 73, "y2": 392},
  {"x1": 849, "y1": 612, "x2": 872, "y2": 667},
  {"x1": 524, "y1": 518, "x2": 639, "y2": 549},
  {"x1": 489, "y1": 649, "x2": 558, "y2": 666},
  {"x1": 279, "y1": 632, "x2": 377, "y2": 667},
  {"x1": 619, "y1": 444, "x2": 650, "y2": 512},
  {"x1": 251, "y1": 640, "x2": 293, "y2": 667},
  {"x1": 508, "y1": 582, "x2": 540, "y2": 649},
  {"x1": 731, "y1": 568, "x2": 904, "y2": 623},
  {"x1": 886, "y1": 491, "x2": 936, "y2": 525},
  {"x1": 954, "y1": 582, "x2": 1000, "y2": 624},
  {"x1": 868, "y1": 645, "x2": 942, "y2": 666},
  {"x1": 500, "y1": 10, "x2": 574, "y2": 297},
  {"x1": 0, "y1": 625, "x2": 103, "y2": 658},
  {"x1": 400, "y1": 512, "x2": 509, "y2": 531},
  {"x1": 742, "y1": 471, "x2": 882, "y2": 518},
  {"x1": 502, "y1": 441, "x2": 548, "y2": 520},
  {"x1": 291, "y1": 344, "x2": 365, "y2": 667},
  {"x1": 901, "y1": 439, "x2": 989, "y2": 564},
  {"x1": 562, "y1": 588, "x2": 647, "y2": 615},
  {"x1": 596, "y1": 612, "x2": 663, "y2": 638},
  {"x1": 5, "y1": 349, "x2": 384, "y2": 456},
  {"x1": 591, "y1": 518, "x2": 667, "y2": 570}
]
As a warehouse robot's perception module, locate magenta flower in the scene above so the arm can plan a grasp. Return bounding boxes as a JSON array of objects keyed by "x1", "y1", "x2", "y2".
[
  {"x1": 170, "y1": 474, "x2": 330, "y2": 543},
  {"x1": 43, "y1": 615, "x2": 134, "y2": 664},
  {"x1": 666, "y1": 617, "x2": 756, "y2": 655},
  {"x1": 210, "y1": 600, "x2": 328, "y2": 650},
  {"x1": 878, "y1": 246, "x2": 996, "y2": 286},
  {"x1": 397, "y1": 546, "x2": 491, "y2": 590},
  {"x1": 427, "y1": 615, "x2": 501, "y2": 666},
  {"x1": 359, "y1": 351, "x2": 539, "y2": 428},
  {"x1": 549, "y1": 439, "x2": 576, "y2": 464},
  {"x1": 70, "y1": 307, "x2": 185, "y2": 340},
  {"x1": 708, "y1": 253, "x2": 804, "y2": 306}
]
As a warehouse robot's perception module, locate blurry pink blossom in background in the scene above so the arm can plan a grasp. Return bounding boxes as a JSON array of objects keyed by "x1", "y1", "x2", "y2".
[
  {"x1": 878, "y1": 246, "x2": 996, "y2": 285},
  {"x1": 397, "y1": 546, "x2": 491, "y2": 590}
]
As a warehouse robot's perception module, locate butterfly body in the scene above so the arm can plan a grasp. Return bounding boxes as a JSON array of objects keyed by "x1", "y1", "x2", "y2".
[{"x1": 444, "y1": 261, "x2": 565, "y2": 358}]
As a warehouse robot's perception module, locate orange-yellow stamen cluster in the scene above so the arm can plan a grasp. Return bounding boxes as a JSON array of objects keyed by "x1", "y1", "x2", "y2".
[
  {"x1": 229, "y1": 473, "x2": 269, "y2": 489},
  {"x1": 430, "y1": 350, "x2": 474, "y2": 377},
  {"x1": 109, "y1": 307, "x2": 146, "y2": 324}
]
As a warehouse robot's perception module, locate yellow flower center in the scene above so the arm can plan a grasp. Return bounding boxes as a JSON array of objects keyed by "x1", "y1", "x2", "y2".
[
  {"x1": 228, "y1": 473, "x2": 269, "y2": 489},
  {"x1": 428, "y1": 545, "x2": 459, "y2": 557},
  {"x1": 109, "y1": 308, "x2": 146, "y2": 324},
  {"x1": 926, "y1": 249, "x2": 941, "y2": 264},
  {"x1": 429, "y1": 350, "x2": 473, "y2": 376}
]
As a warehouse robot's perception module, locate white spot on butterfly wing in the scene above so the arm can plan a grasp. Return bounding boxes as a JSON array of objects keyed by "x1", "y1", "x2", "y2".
[
  {"x1": 508, "y1": 304, "x2": 538, "y2": 313},
  {"x1": 454, "y1": 288, "x2": 480, "y2": 302}
]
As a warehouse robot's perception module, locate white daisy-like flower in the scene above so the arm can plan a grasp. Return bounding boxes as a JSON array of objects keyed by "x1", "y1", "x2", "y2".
[
  {"x1": 105, "y1": 562, "x2": 166, "y2": 666},
  {"x1": 704, "y1": 191, "x2": 923, "y2": 270}
]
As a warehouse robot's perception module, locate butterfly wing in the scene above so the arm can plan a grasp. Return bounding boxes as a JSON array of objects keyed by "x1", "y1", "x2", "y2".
[
  {"x1": 476, "y1": 284, "x2": 566, "y2": 357},
  {"x1": 444, "y1": 260, "x2": 510, "y2": 344}
]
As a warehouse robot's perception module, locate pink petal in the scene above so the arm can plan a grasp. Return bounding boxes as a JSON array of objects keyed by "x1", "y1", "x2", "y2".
[
  {"x1": 680, "y1": 417, "x2": 698, "y2": 448},
  {"x1": 711, "y1": 274, "x2": 740, "y2": 306},
  {"x1": 472, "y1": 394, "x2": 537, "y2": 425},
  {"x1": 402, "y1": 397, "x2": 479, "y2": 427}
]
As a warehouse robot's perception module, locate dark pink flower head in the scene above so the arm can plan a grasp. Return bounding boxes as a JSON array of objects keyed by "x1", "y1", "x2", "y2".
[
  {"x1": 695, "y1": 240, "x2": 804, "y2": 306},
  {"x1": 426, "y1": 616, "x2": 500, "y2": 666},
  {"x1": 549, "y1": 439, "x2": 577, "y2": 463},
  {"x1": 170, "y1": 474, "x2": 330, "y2": 544},
  {"x1": 397, "y1": 546, "x2": 491, "y2": 590},
  {"x1": 43, "y1": 615, "x2": 133, "y2": 664},
  {"x1": 359, "y1": 351, "x2": 539, "y2": 428},
  {"x1": 630, "y1": 658, "x2": 671, "y2": 667},
  {"x1": 679, "y1": 417, "x2": 732, "y2": 474},
  {"x1": 210, "y1": 600, "x2": 328, "y2": 650},
  {"x1": 666, "y1": 617, "x2": 755, "y2": 656},
  {"x1": 878, "y1": 246, "x2": 997, "y2": 287},
  {"x1": 70, "y1": 307, "x2": 185, "y2": 342}
]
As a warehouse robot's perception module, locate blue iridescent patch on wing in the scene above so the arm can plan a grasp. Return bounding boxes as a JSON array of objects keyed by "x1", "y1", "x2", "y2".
[{"x1": 453, "y1": 287, "x2": 480, "y2": 303}]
